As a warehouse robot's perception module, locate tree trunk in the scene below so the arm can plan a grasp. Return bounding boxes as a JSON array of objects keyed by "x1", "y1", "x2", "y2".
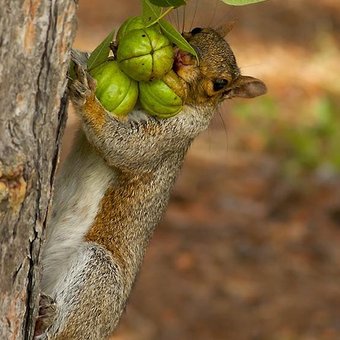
[{"x1": 0, "y1": 0, "x2": 76, "y2": 339}]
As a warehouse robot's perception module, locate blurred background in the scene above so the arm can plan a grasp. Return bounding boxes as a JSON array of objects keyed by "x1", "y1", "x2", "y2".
[{"x1": 64, "y1": 0, "x2": 340, "y2": 339}]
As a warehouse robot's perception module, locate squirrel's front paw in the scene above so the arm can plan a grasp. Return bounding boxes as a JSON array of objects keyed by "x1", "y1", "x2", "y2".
[
  {"x1": 34, "y1": 293, "x2": 57, "y2": 338},
  {"x1": 68, "y1": 63, "x2": 97, "y2": 108}
]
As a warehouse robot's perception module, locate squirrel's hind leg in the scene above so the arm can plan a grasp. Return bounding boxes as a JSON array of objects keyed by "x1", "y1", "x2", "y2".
[{"x1": 35, "y1": 243, "x2": 126, "y2": 340}]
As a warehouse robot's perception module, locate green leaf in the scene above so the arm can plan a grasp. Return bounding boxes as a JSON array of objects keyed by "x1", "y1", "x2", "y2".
[
  {"x1": 68, "y1": 60, "x2": 76, "y2": 80},
  {"x1": 142, "y1": 0, "x2": 162, "y2": 26},
  {"x1": 220, "y1": 0, "x2": 267, "y2": 5},
  {"x1": 159, "y1": 19, "x2": 198, "y2": 59},
  {"x1": 87, "y1": 29, "x2": 115, "y2": 70},
  {"x1": 149, "y1": 0, "x2": 186, "y2": 7}
]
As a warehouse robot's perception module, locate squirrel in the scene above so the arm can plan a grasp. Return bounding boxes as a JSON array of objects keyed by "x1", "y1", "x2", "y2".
[{"x1": 34, "y1": 26, "x2": 266, "y2": 339}]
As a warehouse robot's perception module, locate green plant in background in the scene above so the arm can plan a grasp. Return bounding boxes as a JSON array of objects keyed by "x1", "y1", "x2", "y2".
[{"x1": 233, "y1": 94, "x2": 340, "y2": 178}]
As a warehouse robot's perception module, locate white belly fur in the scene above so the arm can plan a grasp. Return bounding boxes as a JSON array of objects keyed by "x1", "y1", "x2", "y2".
[{"x1": 41, "y1": 137, "x2": 114, "y2": 296}]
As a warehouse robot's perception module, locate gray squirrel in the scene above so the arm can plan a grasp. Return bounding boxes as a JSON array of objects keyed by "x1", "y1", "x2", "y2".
[{"x1": 35, "y1": 26, "x2": 266, "y2": 339}]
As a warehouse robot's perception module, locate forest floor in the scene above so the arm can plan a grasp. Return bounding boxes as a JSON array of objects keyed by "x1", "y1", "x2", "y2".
[{"x1": 62, "y1": 0, "x2": 340, "y2": 339}]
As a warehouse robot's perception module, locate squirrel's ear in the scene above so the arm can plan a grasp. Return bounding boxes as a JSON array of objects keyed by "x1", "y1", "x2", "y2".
[
  {"x1": 216, "y1": 21, "x2": 236, "y2": 38},
  {"x1": 229, "y1": 76, "x2": 267, "y2": 99}
]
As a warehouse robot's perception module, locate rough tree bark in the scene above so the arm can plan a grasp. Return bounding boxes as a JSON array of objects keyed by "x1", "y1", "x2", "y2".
[{"x1": 0, "y1": 0, "x2": 77, "y2": 339}]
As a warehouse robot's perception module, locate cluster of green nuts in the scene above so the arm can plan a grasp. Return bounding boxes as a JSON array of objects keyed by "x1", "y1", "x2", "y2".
[{"x1": 89, "y1": 16, "x2": 184, "y2": 119}]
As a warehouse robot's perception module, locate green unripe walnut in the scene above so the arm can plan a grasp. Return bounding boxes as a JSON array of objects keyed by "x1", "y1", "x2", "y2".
[
  {"x1": 139, "y1": 78, "x2": 183, "y2": 118},
  {"x1": 117, "y1": 25, "x2": 174, "y2": 82},
  {"x1": 116, "y1": 16, "x2": 145, "y2": 43},
  {"x1": 90, "y1": 60, "x2": 138, "y2": 116}
]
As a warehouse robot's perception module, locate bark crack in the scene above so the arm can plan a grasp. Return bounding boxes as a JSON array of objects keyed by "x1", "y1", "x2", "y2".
[{"x1": 25, "y1": 1, "x2": 54, "y2": 337}]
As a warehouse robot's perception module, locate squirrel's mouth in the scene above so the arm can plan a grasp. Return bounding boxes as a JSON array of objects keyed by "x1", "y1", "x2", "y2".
[
  {"x1": 173, "y1": 49, "x2": 196, "y2": 70},
  {"x1": 173, "y1": 49, "x2": 199, "y2": 83}
]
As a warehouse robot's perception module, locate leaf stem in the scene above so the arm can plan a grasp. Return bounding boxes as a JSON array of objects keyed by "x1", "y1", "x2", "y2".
[{"x1": 146, "y1": 6, "x2": 175, "y2": 27}]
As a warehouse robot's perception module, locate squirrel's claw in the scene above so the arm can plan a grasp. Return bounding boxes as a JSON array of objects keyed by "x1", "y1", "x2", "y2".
[
  {"x1": 70, "y1": 49, "x2": 89, "y2": 68},
  {"x1": 34, "y1": 293, "x2": 57, "y2": 338},
  {"x1": 68, "y1": 63, "x2": 96, "y2": 107}
]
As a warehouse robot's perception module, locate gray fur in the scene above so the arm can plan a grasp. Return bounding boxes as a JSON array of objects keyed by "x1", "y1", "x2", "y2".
[{"x1": 38, "y1": 243, "x2": 126, "y2": 339}]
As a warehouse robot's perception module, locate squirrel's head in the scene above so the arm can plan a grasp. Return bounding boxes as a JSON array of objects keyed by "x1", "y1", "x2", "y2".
[{"x1": 175, "y1": 26, "x2": 266, "y2": 108}]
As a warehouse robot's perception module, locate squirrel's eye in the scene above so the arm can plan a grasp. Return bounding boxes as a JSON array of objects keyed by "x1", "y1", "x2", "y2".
[
  {"x1": 191, "y1": 27, "x2": 203, "y2": 35},
  {"x1": 213, "y1": 79, "x2": 229, "y2": 91}
]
